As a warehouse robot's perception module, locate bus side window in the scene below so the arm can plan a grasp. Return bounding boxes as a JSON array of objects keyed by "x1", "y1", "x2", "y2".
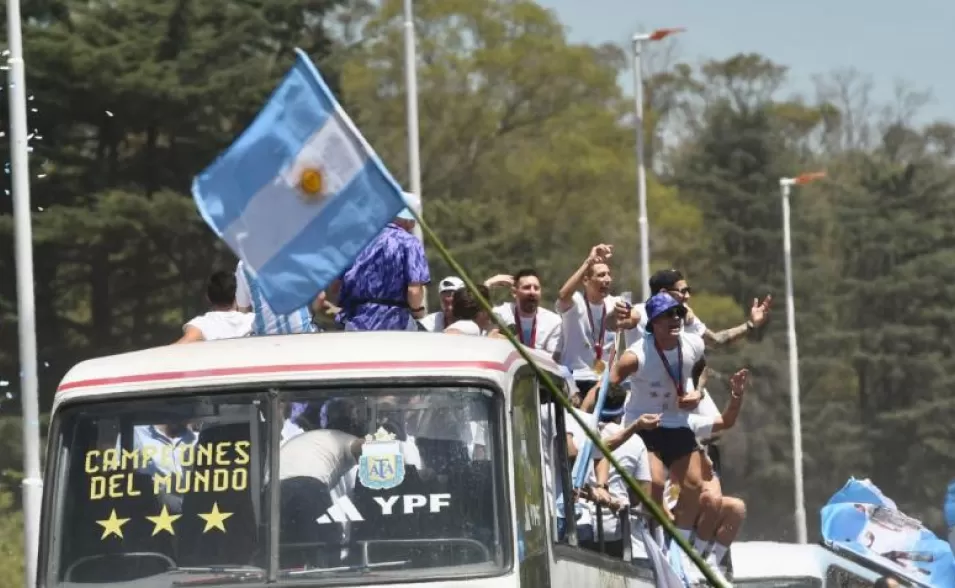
[
  {"x1": 512, "y1": 373, "x2": 548, "y2": 579},
  {"x1": 825, "y1": 565, "x2": 873, "y2": 587}
]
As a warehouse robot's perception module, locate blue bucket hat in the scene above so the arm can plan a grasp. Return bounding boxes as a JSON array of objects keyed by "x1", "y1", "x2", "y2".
[{"x1": 645, "y1": 292, "x2": 685, "y2": 323}]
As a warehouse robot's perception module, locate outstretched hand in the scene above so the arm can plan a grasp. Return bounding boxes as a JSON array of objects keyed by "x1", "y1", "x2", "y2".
[{"x1": 750, "y1": 295, "x2": 773, "y2": 327}]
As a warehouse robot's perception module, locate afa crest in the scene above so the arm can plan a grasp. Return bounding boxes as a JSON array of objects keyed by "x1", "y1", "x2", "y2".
[{"x1": 358, "y1": 428, "x2": 405, "y2": 490}]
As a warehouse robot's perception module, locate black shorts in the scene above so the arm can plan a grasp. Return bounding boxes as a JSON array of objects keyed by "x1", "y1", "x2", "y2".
[
  {"x1": 575, "y1": 380, "x2": 598, "y2": 396},
  {"x1": 638, "y1": 427, "x2": 699, "y2": 468}
]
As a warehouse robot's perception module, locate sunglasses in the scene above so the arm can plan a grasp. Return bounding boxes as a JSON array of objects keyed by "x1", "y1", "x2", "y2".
[
  {"x1": 662, "y1": 307, "x2": 687, "y2": 320},
  {"x1": 668, "y1": 286, "x2": 692, "y2": 296}
]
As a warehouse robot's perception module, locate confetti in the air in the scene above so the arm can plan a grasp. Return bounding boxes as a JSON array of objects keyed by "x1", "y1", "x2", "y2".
[
  {"x1": 0, "y1": 381, "x2": 8, "y2": 388},
  {"x1": 106, "y1": 110, "x2": 114, "y2": 117}
]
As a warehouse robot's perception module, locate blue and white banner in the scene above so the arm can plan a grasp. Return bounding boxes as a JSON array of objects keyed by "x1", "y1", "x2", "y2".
[
  {"x1": 192, "y1": 49, "x2": 408, "y2": 315},
  {"x1": 821, "y1": 478, "x2": 955, "y2": 587}
]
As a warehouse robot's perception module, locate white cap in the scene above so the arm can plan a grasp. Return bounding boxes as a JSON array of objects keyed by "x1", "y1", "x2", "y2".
[
  {"x1": 438, "y1": 276, "x2": 465, "y2": 293},
  {"x1": 397, "y1": 191, "x2": 421, "y2": 221}
]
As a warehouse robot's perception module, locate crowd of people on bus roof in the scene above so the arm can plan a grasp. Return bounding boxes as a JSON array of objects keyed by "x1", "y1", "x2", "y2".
[{"x1": 172, "y1": 201, "x2": 778, "y2": 582}]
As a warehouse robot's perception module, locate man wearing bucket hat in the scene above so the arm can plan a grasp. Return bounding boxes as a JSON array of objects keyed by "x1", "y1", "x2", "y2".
[
  {"x1": 331, "y1": 192, "x2": 431, "y2": 331},
  {"x1": 609, "y1": 291, "x2": 709, "y2": 559},
  {"x1": 419, "y1": 276, "x2": 464, "y2": 332}
]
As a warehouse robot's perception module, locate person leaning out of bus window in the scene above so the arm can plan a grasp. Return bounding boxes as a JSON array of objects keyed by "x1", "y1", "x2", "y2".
[
  {"x1": 175, "y1": 271, "x2": 254, "y2": 343},
  {"x1": 608, "y1": 292, "x2": 708, "y2": 560},
  {"x1": 659, "y1": 368, "x2": 750, "y2": 582},
  {"x1": 444, "y1": 285, "x2": 504, "y2": 338}
]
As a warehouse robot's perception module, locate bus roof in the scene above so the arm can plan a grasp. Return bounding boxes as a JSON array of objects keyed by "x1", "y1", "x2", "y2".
[
  {"x1": 54, "y1": 332, "x2": 563, "y2": 410},
  {"x1": 729, "y1": 541, "x2": 882, "y2": 582}
]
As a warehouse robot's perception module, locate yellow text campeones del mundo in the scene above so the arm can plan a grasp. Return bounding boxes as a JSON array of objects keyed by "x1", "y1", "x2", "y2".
[{"x1": 84, "y1": 441, "x2": 251, "y2": 500}]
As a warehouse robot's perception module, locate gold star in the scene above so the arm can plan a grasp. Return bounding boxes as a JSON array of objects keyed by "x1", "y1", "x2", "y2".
[
  {"x1": 96, "y1": 509, "x2": 130, "y2": 540},
  {"x1": 146, "y1": 505, "x2": 181, "y2": 536},
  {"x1": 198, "y1": 502, "x2": 233, "y2": 533}
]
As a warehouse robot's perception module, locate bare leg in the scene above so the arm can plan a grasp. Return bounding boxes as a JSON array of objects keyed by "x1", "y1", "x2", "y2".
[{"x1": 669, "y1": 450, "x2": 706, "y2": 530}]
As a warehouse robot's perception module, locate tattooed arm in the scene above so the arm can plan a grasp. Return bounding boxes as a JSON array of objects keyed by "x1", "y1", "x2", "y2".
[{"x1": 701, "y1": 295, "x2": 773, "y2": 348}]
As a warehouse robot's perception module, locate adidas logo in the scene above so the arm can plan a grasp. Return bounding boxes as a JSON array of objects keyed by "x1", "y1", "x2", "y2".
[{"x1": 317, "y1": 496, "x2": 365, "y2": 524}]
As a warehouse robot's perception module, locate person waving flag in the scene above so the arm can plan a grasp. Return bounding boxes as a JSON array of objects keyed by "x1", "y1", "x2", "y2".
[{"x1": 192, "y1": 49, "x2": 409, "y2": 315}]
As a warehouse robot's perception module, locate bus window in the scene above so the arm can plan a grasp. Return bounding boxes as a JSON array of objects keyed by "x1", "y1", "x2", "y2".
[
  {"x1": 278, "y1": 385, "x2": 507, "y2": 581},
  {"x1": 513, "y1": 374, "x2": 548, "y2": 584},
  {"x1": 45, "y1": 394, "x2": 270, "y2": 585}
]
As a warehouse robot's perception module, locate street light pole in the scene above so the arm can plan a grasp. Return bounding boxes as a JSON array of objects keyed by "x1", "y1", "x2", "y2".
[
  {"x1": 631, "y1": 28, "x2": 684, "y2": 300},
  {"x1": 6, "y1": 0, "x2": 43, "y2": 584},
  {"x1": 402, "y1": 0, "x2": 427, "y2": 310},
  {"x1": 403, "y1": 0, "x2": 422, "y2": 242},
  {"x1": 779, "y1": 171, "x2": 825, "y2": 545}
]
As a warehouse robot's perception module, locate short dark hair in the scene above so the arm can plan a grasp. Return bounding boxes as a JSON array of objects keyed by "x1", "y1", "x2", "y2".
[
  {"x1": 513, "y1": 268, "x2": 539, "y2": 286},
  {"x1": 207, "y1": 270, "x2": 237, "y2": 307},
  {"x1": 584, "y1": 261, "x2": 610, "y2": 279},
  {"x1": 874, "y1": 578, "x2": 900, "y2": 588},
  {"x1": 451, "y1": 284, "x2": 490, "y2": 322},
  {"x1": 649, "y1": 269, "x2": 684, "y2": 293}
]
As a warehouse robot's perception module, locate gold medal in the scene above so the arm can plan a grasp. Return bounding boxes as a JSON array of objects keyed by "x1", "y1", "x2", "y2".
[{"x1": 593, "y1": 359, "x2": 606, "y2": 375}]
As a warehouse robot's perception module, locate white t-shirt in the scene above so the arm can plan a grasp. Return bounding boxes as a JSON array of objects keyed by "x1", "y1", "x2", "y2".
[
  {"x1": 492, "y1": 303, "x2": 562, "y2": 354},
  {"x1": 622, "y1": 332, "x2": 706, "y2": 425},
  {"x1": 419, "y1": 311, "x2": 447, "y2": 332},
  {"x1": 445, "y1": 319, "x2": 483, "y2": 336},
  {"x1": 184, "y1": 310, "x2": 254, "y2": 341},
  {"x1": 279, "y1": 429, "x2": 358, "y2": 487},
  {"x1": 590, "y1": 422, "x2": 651, "y2": 540},
  {"x1": 558, "y1": 291, "x2": 619, "y2": 381},
  {"x1": 623, "y1": 302, "x2": 707, "y2": 348}
]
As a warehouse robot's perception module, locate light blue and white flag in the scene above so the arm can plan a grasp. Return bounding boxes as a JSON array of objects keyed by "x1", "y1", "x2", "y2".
[
  {"x1": 821, "y1": 477, "x2": 955, "y2": 587},
  {"x1": 193, "y1": 48, "x2": 408, "y2": 315}
]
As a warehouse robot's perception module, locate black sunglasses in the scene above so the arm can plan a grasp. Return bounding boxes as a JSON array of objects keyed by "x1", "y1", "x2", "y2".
[
  {"x1": 662, "y1": 307, "x2": 687, "y2": 320},
  {"x1": 668, "y1": 286, "x2": 692, "y2": 296}
]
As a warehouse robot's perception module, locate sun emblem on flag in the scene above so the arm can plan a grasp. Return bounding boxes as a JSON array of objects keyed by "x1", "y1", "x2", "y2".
[{"x1": 299, "y1": 167, "x2": 324, "y2": 202}]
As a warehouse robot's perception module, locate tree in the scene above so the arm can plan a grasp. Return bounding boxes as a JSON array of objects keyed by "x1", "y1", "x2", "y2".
[
  {"x1": 339, "y1": 0, "x2": 723, "y2": 302},
  {"x1": 0, "y1": 0, "x2": 348, "y2": 410}
]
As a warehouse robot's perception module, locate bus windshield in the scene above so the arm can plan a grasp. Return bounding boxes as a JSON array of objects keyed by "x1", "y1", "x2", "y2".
[{"x1": 45, "y1": 385, "x2": 507, "y2": 587}]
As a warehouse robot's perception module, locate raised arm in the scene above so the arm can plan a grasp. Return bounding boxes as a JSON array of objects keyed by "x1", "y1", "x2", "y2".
[
  {"x1": 557, "y1": 244, "x2": 612, "y2": 312},
  {"x1": 709, "y1": 368, "x2": 749, "y2": 434},
  {"x1": 701, "y1": 295, "x2": 773, "y2": 347}
]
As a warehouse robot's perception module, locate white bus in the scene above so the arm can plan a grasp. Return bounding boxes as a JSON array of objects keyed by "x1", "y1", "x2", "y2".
[{"x1": 39, "y1": 332, "x2": 660, "y2": 587}]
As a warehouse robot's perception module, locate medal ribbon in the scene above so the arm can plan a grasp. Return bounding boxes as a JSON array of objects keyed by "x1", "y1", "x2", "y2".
[
  {"x1": 654, "y1": 337, "x2": 684, "y2": 397},
  {"x1": 513, "y1": 304, "x2": 537, "y2": 348},
  {"x1": 586, "y1": 302, "x2": 607, "y2": 361}
]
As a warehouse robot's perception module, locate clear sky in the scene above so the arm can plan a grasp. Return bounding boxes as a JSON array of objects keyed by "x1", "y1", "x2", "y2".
[{"x1": 537, "y1": 0, "x2": 953, "y2": 125}]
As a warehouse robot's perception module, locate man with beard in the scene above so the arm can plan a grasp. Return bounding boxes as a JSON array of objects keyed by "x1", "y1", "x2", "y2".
[
  {"x1": 485, "y1": 268, "x2": 562, "y2": 357},
  {"x1": 556, "y1": 244, "x2": 624, "y2": 398}
]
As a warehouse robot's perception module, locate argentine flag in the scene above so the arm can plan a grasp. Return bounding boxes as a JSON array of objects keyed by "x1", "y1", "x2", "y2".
[{"x1": 192, "y1": 49, "x2": 408, "y2": 315}]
